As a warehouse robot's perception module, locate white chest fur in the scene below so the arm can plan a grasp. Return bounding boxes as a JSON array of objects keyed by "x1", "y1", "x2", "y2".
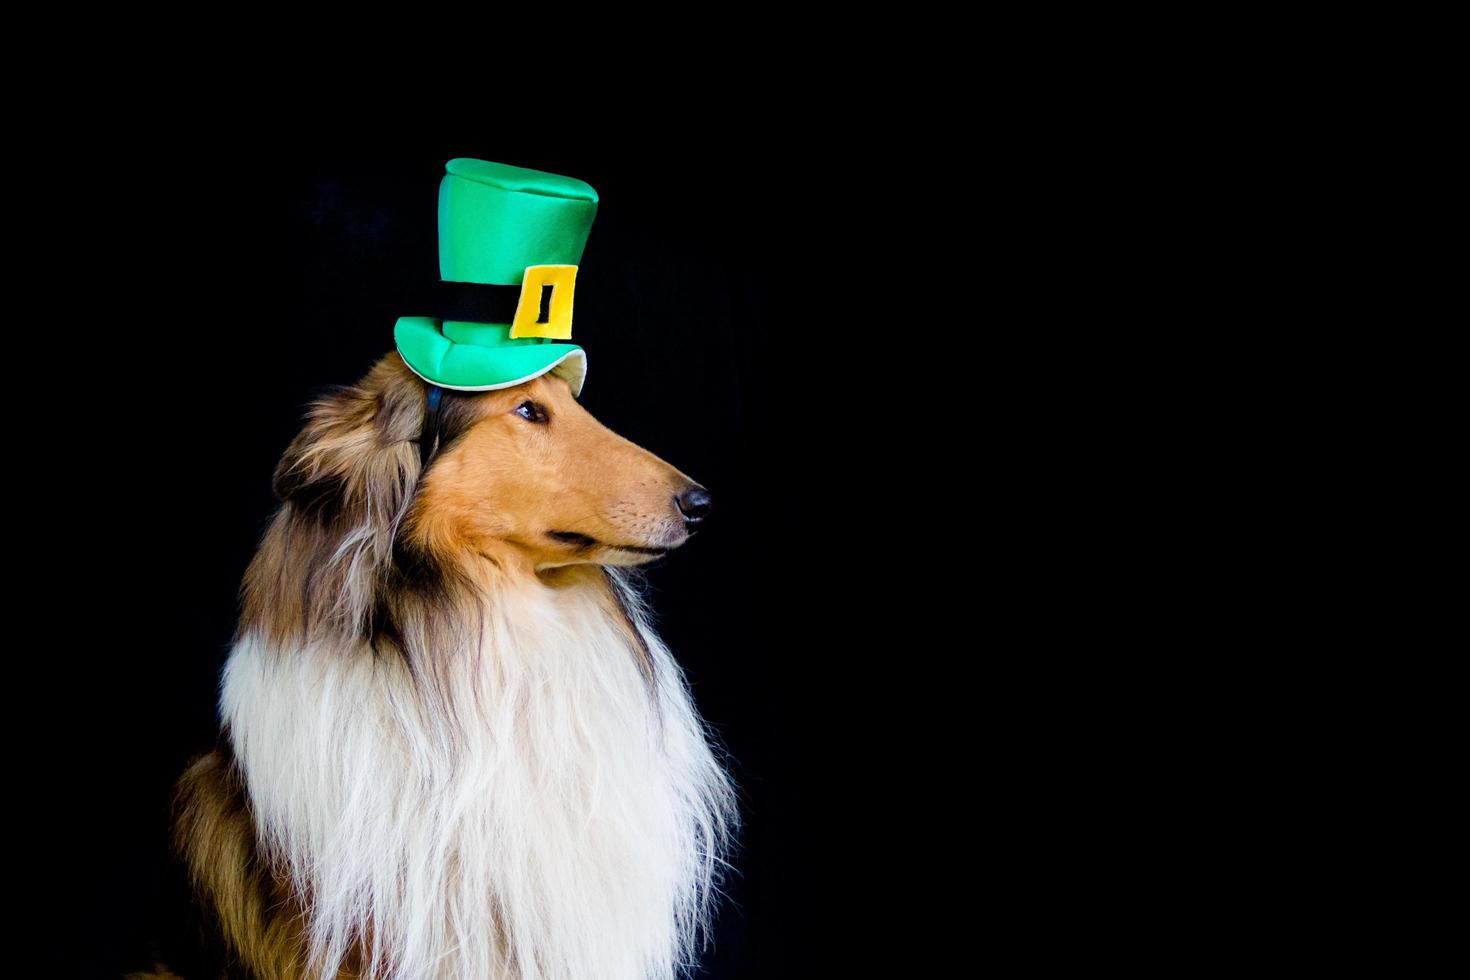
[{"x1": 221, "y1": 573, "x2": 737, "y2": 980}]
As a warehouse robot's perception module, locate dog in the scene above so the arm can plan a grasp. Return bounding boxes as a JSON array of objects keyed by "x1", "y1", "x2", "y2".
[{"x1": 166, "y1": 352, "x2": 740, "y2": 979}]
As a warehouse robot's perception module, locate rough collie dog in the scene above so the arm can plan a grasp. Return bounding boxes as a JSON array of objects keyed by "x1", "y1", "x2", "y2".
[{"x1": 169, "y1": 352, "x2": 740, "y2": 980}]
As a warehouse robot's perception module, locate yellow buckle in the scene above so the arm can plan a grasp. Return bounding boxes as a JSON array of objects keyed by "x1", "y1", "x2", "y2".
[{"x1": 509, "y1": 264, "x2": 578, "y2": 339}]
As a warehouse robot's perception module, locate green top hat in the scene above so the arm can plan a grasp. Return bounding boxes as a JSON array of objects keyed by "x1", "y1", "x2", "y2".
[{"x1": 393, "y1": 158, "x2": 599, "y2": 397}]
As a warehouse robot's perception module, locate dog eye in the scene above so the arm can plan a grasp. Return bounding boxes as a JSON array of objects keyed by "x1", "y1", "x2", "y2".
[{"x1": 514, "y1": 400, "x2": 549, "y2": 424}]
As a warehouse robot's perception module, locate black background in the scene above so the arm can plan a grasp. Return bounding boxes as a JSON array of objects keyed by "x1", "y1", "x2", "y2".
[
  {"x1": 42, "y1": 59, "x2": 1400, "y2": 979},
  {"x1": 67, "y1": 111, "x2": 967, "y2": 978}
]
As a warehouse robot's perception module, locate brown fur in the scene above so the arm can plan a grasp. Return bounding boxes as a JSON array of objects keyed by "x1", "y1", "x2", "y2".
[
  {"x1": 171, "y1": 351, "x2": 707, "y2": 978},
  {"x1": 124, "y1": 967, "x2": 188, "y2": 980},
  {"x1": 171, "y1": 741, "x2": 330, "y2": 979}
]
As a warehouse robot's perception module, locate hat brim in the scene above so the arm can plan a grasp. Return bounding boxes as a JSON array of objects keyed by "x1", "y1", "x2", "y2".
[{"x1": 394, "y1": 316, "x2": 586, "y2": 397}]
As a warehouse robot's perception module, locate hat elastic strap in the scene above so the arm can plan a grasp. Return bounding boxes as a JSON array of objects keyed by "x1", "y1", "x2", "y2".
[{"x1": 418, "y1": 384, "x2": 445, "y2": 470}]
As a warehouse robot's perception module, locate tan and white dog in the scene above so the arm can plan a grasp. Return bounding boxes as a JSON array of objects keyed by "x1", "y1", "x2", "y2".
[{"x1": 169, "y1": 352, "x2": 740, "y2": 980}]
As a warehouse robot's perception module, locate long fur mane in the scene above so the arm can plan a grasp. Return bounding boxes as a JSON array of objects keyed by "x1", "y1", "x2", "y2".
[{"x1": 174, "y1": 355, "x2": 740, "y2": 980}]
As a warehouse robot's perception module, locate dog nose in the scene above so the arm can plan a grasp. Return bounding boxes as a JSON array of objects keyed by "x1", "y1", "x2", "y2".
[{"x1": 675, "y1": 485, "x2": 713, "y2": 526}]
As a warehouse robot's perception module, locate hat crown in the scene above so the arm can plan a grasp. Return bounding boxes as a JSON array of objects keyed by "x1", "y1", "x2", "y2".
[{"x1": 438, "y1": 157, "x2": 599, "y2": 286}]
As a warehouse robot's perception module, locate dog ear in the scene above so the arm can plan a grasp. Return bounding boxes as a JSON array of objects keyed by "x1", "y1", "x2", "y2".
[
  {"x1": 270, "y1": 358, "x2": 426, "y2": 524},
  {"x1": 245, "y1": 355, "x2": 491, "y2": 646},
  {"x1": 271, "y1": 403, "x2": 352, "y2": 520},
  {"x1": 246, "y1": 356, "x2": 452, "y2": 645}
]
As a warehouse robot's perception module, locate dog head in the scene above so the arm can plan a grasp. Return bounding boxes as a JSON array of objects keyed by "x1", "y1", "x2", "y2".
[
  {"x1": 407, "y1": 363, "x2": 711, "y2": 572},
  {"x1": 268, "y1": 352, "x2": 710, "y2": 583}
]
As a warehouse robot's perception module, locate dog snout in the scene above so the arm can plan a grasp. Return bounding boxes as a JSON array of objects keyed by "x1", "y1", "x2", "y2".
[{"x1": 674, "y1": 484, "x2": 713, "y2": 528}]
